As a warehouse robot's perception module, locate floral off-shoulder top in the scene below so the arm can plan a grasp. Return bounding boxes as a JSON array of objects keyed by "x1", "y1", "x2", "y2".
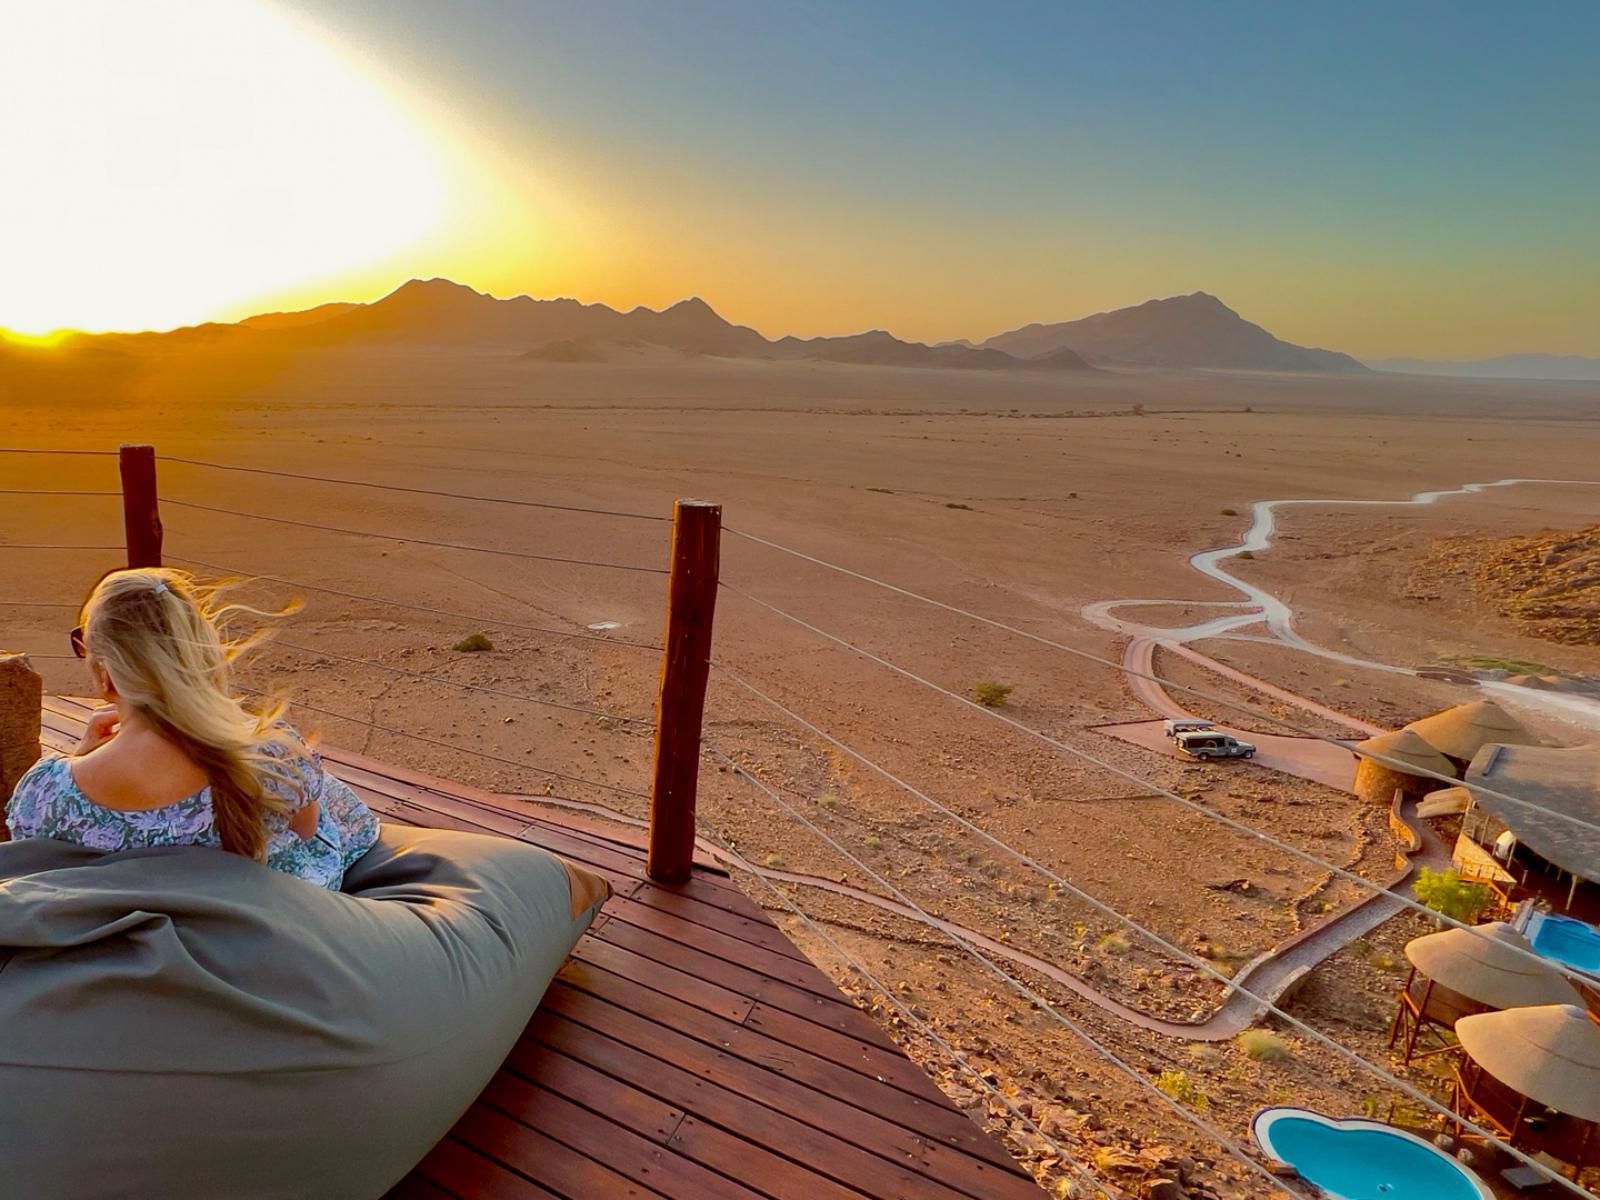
[{"x1": 5, "y1": 728, "x2": 380, "y2": 890}]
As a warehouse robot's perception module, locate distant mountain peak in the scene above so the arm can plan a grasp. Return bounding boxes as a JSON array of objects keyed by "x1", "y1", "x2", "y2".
[
  {"x1": 980, "y1": 292, "x2": 1364, "y2": 373},
  {"x1": 386, "y1": 277, "x2": 482, "y2": 300},
  {"x1": 1174, "y1": 290, "x2": 1231, "y2": 311}
]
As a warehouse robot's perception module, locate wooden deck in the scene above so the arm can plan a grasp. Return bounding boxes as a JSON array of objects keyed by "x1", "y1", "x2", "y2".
[{"x1": 38, "y1": 697, "x2": 1043, "y2": 1200}]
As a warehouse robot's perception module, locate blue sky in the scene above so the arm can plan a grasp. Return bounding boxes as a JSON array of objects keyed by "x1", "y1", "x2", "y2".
[{"x1": 83, "y1": 1, "x2": 1600, "y2": 353}]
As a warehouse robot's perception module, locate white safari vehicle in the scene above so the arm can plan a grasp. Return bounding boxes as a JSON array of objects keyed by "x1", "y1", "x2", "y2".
[{"x1": 1174, "y1": 730, "x2": 1256, "y2": 760}]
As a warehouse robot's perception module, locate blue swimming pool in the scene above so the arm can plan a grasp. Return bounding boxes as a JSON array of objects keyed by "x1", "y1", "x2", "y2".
[
  {"x1": 1528, "y1": 912, "x2": 1600, "y2": 975},
  {"x1": 1252, "y1": 1108, "x2": 1492, "y2": 1200}
]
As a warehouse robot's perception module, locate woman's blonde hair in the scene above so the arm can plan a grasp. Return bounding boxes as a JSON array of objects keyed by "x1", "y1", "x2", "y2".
[{"x1": 79, "y1": 567, "x2": 306, "y2": 861}]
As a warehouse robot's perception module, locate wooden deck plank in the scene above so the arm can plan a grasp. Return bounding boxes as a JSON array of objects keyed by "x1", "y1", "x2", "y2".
[
  {"x1": 414, "y1": 1139, "x2": 559, "y2": 1200},
  {"x1": 568, "y1": 937, "x2": 756, "y2": 1024},
  {"x1": 528, "y1": 1010, "x2": 985, "y2": 1200},
  {"x1": 538, "y1": 982, "x2": 1031, "y2": 1196},
  {"x1": 603, "y1": 895, "x2": 845, "y2": 999},
  {"x1": 480, "y1": 1071, "x2": 766, "y2": 1200},
  {"x1": 554, "y1": 959, "x2": 1031, "y2": 1180},
  {"x1": 526, "y1": 1018, "x2": 884, "y2": 1200},
  {"x1": 591, "y1": 919, "x2": 903, "y2": 1048},
  {"x1": 631, "y1": 881, "x2": 812, "y2": 963},
  {"x1": 451, "y1": 1103, "x2": 664, "y2": 1199},
  {"x1": 502, "y1": 1040, "x2": 871, "y2": 1200},
  {"x1": 737, "y1": 999, "x2": 957, "y2": 1104},
  {"x1": 29, "y1": 700, "x2": 1042, "y2": 1200},
  {"x1": 557, "y1": 951, "x2": 947, "y2": 1112}
]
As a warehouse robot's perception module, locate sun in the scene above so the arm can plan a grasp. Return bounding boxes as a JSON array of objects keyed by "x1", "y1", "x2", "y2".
[{"x1": 0, "y1": 0, "x2": 447, "y2": 336}]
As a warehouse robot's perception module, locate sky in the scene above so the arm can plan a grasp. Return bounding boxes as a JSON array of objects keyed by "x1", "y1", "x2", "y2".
[{"x1": 2, "y1": 0, "x2": 1596, "y2": 358}]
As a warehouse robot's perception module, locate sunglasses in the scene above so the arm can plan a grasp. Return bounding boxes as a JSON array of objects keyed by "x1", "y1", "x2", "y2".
[{"x1": 69, "y1": 626, "x2": 86, "y2": 659}]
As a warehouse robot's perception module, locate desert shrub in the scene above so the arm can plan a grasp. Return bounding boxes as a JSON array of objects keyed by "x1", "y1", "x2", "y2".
[
  {"x1": 1130, "y1": 403, "x2": 1145, "y2": 416},
  {"x1": 863, "y1": 835, "x2": 882, "y2": 850},
  {"x1": 1097, "y1": 932, "x2": 1131, "y2": 955},
  {"x1": 945, "y1": 501, "x2": 973, "y2": 510},
  {"x1": 865, "y1": 486, "x2": 894, "y2": 494},
  {"x1": 453, "y1": 633, "x2": 494, "y2": 652},
  {"x1": 1413, "y1": 867, "x2": 1491, "y2": 923},
  {"x1": 1237, "y1": 1030, "x2": 1291, "y2": 1061},
  {"x1": 972, "y1": 680, "x2": 1012, "y2": 707},
  {"x1": 1443, "y1": 654, "x2": 1558, "y2": 676},
  {"x1": 1155, "y1": 1069, "x2": 1208, "y2": 1110},
  {"x1": 1220, "y1": 507, "x2": 1239, "y2": 517},
  {"x1": 761, "y1": 852, "x2": 785, "y2": 869}
]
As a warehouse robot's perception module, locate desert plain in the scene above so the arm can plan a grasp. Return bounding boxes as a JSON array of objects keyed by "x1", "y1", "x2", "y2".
[{"x1": 5, "y1": 349, "x2": 1600, "y2": 1197}]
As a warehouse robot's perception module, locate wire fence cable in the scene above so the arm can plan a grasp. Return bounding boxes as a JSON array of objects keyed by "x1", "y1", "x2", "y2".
[
  {"x1": 723, "y1": 527, "x2": 1600, "y2": 837},
  {"x1": 270, "y1": 639, "x2": 653, "y2": 727},
  {"x1": 284, "y1": 698, "x2": 650, "y2": 801},
  {"x1": 160, "y1": 498, "x2": 667, "y2": 574},
  {"x1": 164, "y1": 553, "x2": 661, "y2": 651},
  {"x1": 721, "y1": 580, "x2": 1600, "y2": 981},
  {"x1": 694, "y1": 811, "x2": 1123, "y2": 1200},
  {"x1": 159, "y1": 456, "x2": 667, "y2": 523},
  {"x1": 706, "y1": 742, "x2": 1321, "y2": 1200},
  {"x1": 707, "y1": 629, "x2": 1585, "y2": 1192}
]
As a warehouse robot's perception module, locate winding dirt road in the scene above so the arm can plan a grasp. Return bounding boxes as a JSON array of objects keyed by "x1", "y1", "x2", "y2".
[
  {"x1": 1100, "y1": 638, "x2": 1364, "y2": 792},
  {"x1": 527, "y1": 484, "x2": 1586, "y2": 1038}
]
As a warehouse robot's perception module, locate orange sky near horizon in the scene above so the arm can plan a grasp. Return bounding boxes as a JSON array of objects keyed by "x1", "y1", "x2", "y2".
[{"x1": 3, "y1": 1, "x2": 1596, "y2": 360}]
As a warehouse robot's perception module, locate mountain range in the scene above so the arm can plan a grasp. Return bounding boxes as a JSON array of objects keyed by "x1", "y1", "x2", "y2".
[
  {"x1": 1365, "y1": 353, "x2": 1600, "y2": 382},
  {"x1": 171, "y1": 279, "x2": 1096, "y2": 373},
  {"x1": 5, "y1": 280, "x2": 1389, "y2": 375}
]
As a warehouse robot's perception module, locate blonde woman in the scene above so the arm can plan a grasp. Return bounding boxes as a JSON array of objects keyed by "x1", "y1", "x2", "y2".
[{"x1": 6, "y1": 568, "x2": 378, "y2": 889}]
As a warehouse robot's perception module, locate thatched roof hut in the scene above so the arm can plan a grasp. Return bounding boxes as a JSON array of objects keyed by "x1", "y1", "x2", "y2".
[
  {"x1": 1456, "y1": 1004, "x2": 1600, "y2": 1123},
  {"x1": 1352, "y1": 728, "x2": 1457, "y2": 804},
  {"x1": 1405, "y1": 700, "x2": 1536, "y2": 767},
  {"x1": 1465, "y1": 742, "x2": 1600, "y2": 886},
  {"x1": 1405, "y1": 922, "x2": 1581, "y2": 1010}
]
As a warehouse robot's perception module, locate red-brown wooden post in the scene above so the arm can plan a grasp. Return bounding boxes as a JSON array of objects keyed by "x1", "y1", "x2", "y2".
[
  {"x1": 118, "y1": 444, "x2": 162, "y2": 568},
  {"x1": 647, "y1": 499, "x2": 721, "y2": 884}
]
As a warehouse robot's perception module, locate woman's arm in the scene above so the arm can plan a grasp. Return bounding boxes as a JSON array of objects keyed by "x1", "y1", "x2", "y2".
[
  {"x1": 289, "y1": 800, "x2": 320, "y2": 840},
  {"x1": 73, "y1": 706, "x2": 121, "y2": 756}
]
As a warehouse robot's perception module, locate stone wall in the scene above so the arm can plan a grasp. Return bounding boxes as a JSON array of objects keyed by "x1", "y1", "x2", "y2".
[{"x1": 0, "y1": 654, "x2": 43, "y2": 818}]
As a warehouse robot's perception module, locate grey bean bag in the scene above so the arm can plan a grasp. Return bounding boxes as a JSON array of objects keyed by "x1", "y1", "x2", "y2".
[{"x1": 0, "y1": 824, "x2": 609, "y2": 1199}]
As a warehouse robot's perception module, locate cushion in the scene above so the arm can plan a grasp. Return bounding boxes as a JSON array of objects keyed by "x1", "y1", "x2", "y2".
[{"x1": 0, "y1": 824, "x2": 608, "y2": 1199}]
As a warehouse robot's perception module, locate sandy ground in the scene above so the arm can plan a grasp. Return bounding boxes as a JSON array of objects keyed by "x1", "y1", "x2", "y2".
[{"x1": 4, "y1": 351, "x2": 1599, "y2": 1197}]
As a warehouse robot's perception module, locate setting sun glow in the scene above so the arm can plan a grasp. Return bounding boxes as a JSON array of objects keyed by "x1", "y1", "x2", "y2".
[{"x1": 0, "y1": 0, "x2": 448, "y2": 335}]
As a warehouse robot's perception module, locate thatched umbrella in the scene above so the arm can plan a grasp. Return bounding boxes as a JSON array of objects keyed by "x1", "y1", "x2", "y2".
[
  {"x1": 1406, "y1": 922, "x2": 1581, "y2": 1010},
  {"x1": 1406, "y1": 700, "x2": 1536, "y2": 767},
  {"x1": 1456, "y1": 1004, "x2": 1600, "y2": 1124},
  {"x1": 1353, "y1": 728, "x2": 1457, "y2": 804}
]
